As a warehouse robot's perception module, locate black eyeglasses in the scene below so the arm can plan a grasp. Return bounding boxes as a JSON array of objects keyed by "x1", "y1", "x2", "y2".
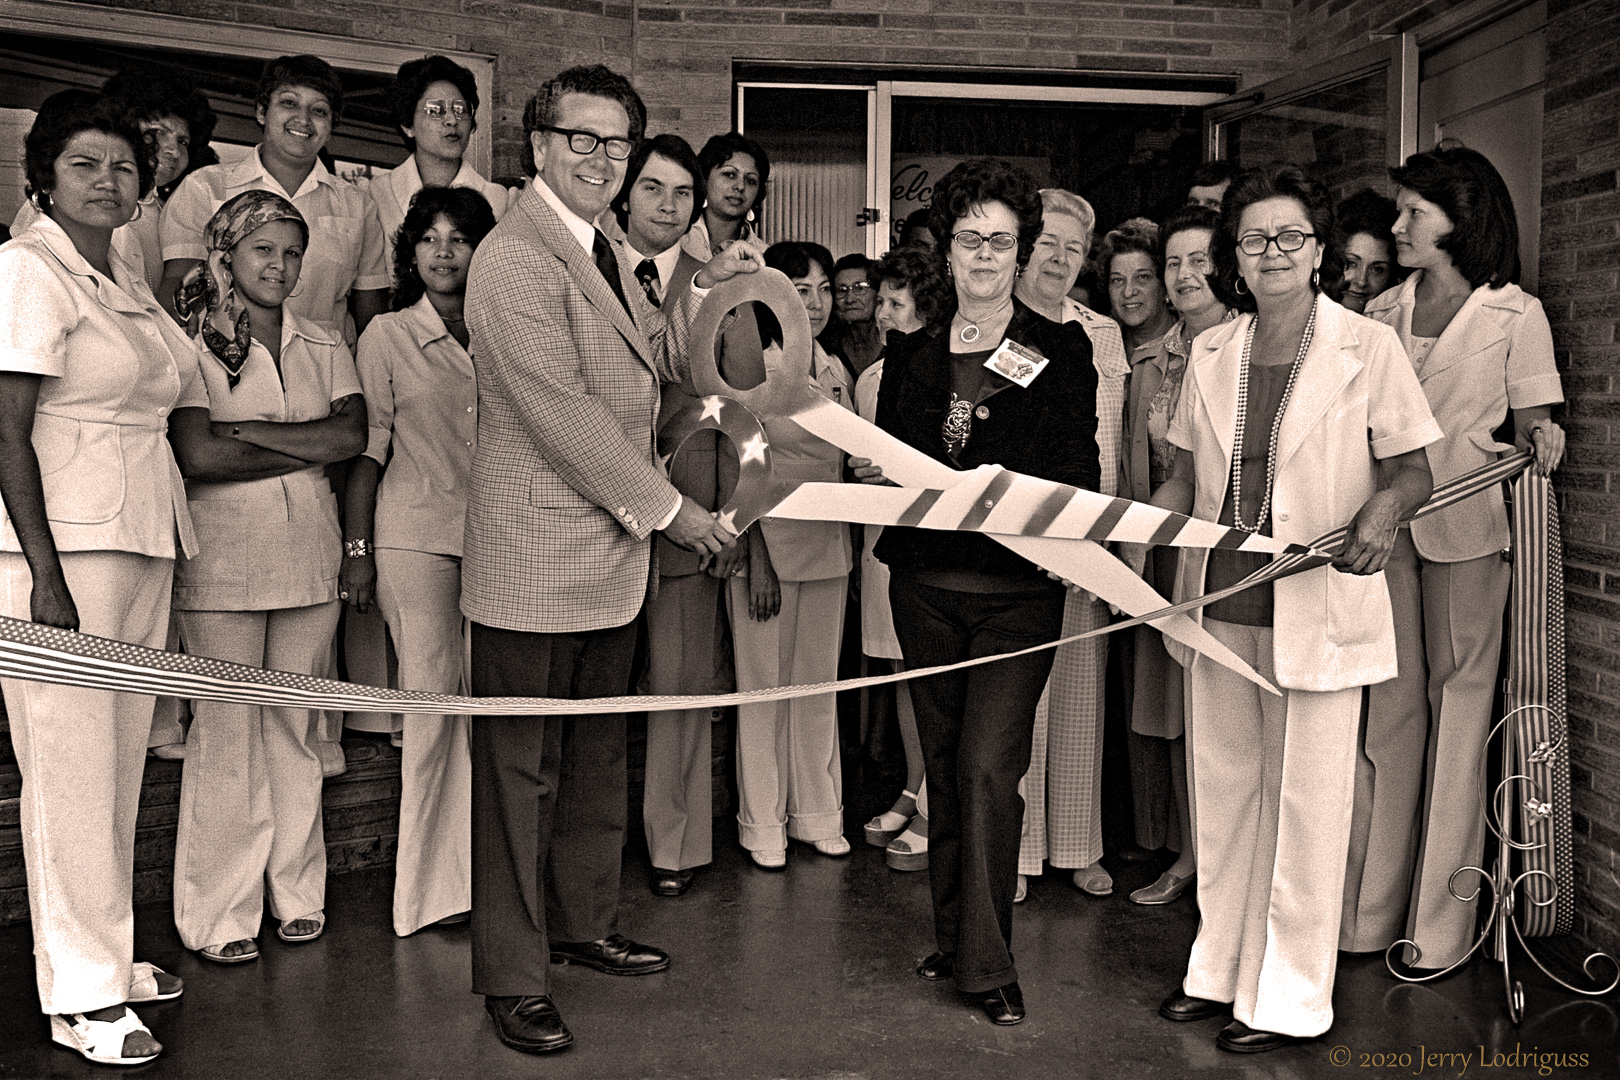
[
  {"x1": 542, "y1": 125, "x2": 636, "y2": 161},
  {"x1": 951, "y1": 230, "x2": 1019, "y2": 252},
  {"x1": 1237, "y1": 230, "x2": 1315, "y2": 256}
]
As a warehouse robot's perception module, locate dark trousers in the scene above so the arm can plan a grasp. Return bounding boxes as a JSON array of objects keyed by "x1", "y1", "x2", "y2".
[
  {"x1": 889, "y1": 572, "x2": 1066, "y2": 994},
  {"x1": 468, "y1": 619, "x2": 638, "y2": 997}
]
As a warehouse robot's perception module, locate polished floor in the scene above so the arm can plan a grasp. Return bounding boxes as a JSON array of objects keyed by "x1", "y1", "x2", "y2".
[{"x1": 3, "y1": 830, "x2": 1617, "y2": 1080}]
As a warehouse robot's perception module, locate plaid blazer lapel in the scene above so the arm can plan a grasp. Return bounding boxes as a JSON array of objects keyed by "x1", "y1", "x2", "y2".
[{"x1": 518, "y1": 193, "x2": 654, "y2": 370}]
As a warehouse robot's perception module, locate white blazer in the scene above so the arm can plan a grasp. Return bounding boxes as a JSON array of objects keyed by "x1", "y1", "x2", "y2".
[
  {"x1": 1169, "y1": 294, "x2": 1443, "y2": 692},
  {"x1": 1363, "y1": 274, "x2": 1561, "y2": 563}
]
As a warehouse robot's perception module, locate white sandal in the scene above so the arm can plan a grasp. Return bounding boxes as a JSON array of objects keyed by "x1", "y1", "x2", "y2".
[
  {"x1": 126, "y1": 961, "x2": 184, "y2": 1003},
  {"x1": 50, "y1": 1008, "x2": 160, "y2": 1065},
  {"x1": 277, "y1": 910, "x2": 326, "y2": 943}
]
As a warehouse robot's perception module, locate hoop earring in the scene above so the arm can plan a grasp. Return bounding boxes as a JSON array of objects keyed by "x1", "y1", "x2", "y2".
[
  {"x1": 1234, "y1": 276, "x2": 1249, "y2": 296},
  {"x1": 129, "y1": 200, "x2": 143, "y2": 222}
]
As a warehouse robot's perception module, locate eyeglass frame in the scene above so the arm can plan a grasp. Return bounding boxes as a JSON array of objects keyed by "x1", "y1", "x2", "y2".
[
  {"x1": 540, "y1": 125, "x2": 636, "y2": 162},
  {"x1": 420, "y1": 99, "x2": 471, "y2": 120},
  {"x1": 833, "y1": 282, "x2": 873, "y2": 296},
  {"x1": 951, "y1": 230, "x2": 1020, "y2": 252},
  {"x1": 1236, "y1": 230, "x2": 1316, "y2": 256}
]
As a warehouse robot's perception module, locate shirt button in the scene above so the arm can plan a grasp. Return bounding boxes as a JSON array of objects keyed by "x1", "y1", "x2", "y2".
[
  {"x1": 466, "y1": 406, "x2": 473, "y2": 413},
  {"x1": 1278, "y1": 512, "x2": 1289, "y2": 522},
  {"x1": 975, "y1": 405, "x2": 990, "y2": 420}
]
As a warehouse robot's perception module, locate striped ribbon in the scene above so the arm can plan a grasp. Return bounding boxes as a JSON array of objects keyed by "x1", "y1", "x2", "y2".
[
  {"x1": 1505, "y1": 469, "x2": 1574, "y2": 937},
  {"x1": 0, "y1": 450, "x2": 1535, "y2": 717}
]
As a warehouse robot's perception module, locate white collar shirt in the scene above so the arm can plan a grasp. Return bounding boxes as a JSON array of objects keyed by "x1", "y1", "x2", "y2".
[
  {"x1": 161, "y1": 146, "x2": 390, "y2": 335},
  {"x1": 354, "y1": 295, "x2": 477, "y2": 555},
  {"x1": 622, "y1": 240, "x2": 685, "y2": 303},
  {"x1": 0, "y1": 215, "x2": 205, "y2": 558}
]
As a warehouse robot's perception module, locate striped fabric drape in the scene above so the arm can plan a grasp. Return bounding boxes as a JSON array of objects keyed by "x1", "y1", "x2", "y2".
[{"x1": 1506, "y1": 470, "x2": 1575, "y2": 938}]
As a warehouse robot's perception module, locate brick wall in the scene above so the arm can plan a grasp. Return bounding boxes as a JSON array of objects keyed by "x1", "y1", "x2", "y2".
[
  {"x1": 1290, "y1": 0, "x2": 1468, "y2": 54},
  {"x1": 633, "y1": 0, "x2": 1294, "y2": 147},
  {"x1": 1539, "y1": 0, "x2": 1620, "y2": 956},
  {"x1": 37, "y1": 0, "x2": 1299, "y2": 204}
]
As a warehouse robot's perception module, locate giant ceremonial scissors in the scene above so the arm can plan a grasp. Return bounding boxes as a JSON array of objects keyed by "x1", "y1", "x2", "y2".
[{"x1": 660, "y1": 271, "x2": 1320, "y2": 690}]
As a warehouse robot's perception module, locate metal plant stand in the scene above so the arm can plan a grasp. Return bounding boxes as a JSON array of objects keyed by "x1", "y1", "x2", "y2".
[{"x1": 1384, "y1": 705, "x2": 1619, "y2": 1022}]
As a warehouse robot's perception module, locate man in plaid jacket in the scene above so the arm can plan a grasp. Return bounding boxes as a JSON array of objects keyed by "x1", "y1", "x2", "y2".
[{"x1": 461, "y1": 64, "x2": 759, "y2": 1055}]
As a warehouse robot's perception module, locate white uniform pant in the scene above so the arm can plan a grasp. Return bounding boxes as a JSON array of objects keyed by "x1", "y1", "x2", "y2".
[
  {"x1": 728, "y1": 576, "x2": 845, "y2": 851},
  {"x1": 375, "y1": 548, "x2": 471, "y2": 936},
  {"x1": 1, "y1": 551, "x2": 171, "y2": 1014},
  {"x1": 173, "y1": 601, "x2": 339, "y2": 949},
  {"x1": 1184, "y1": 619, "x2": 1361, "y2": 1039}
]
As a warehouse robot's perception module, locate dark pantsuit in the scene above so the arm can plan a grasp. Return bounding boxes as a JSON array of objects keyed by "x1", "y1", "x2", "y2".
[
  {"x1": 890, "y1": 572, "x2": 1066, "y2": 994},
  {"x1": 468, "y1": 619, "x2": 638, "y2": 997}
]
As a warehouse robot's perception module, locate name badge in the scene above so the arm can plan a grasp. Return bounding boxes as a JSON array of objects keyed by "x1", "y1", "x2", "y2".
[{"x1": 984, "y1": 338, "x2": 1049, "y2": 388}]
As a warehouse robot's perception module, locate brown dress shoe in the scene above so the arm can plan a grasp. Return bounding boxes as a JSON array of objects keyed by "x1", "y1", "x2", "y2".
[
  {"x1": 485, "y1": 995, "x2": 572, "y2": 1054},
  {"x1": 1158, "y1": 990, "x2": 1229, "y2": 1022},
  {"x1": 549, "y1": 934, "x2": 670, "y2": 975},
  {"x1": 1217, "y1": 1019, "x2": 1303, "y2": 1053},
  {"x1": 650, "y1": 868, "x2": 695, "y2": 896}
]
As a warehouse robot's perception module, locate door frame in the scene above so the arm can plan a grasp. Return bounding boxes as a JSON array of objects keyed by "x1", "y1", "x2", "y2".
[{"x1": 1203, "y1": 34, "x2": 1419, "y2": 169}]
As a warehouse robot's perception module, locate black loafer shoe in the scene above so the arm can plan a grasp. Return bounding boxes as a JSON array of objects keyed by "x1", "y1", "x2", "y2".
[
  {"x1": 550, "y1": 934, "x2": 670, "y2": 975},
  {"x1": 1216, "y1": 1019, "x2": 1301, "y2": 1053},
  {"x1": 650, "y1": 868, "x2": 695, "y2": 897},
  {"x1": 485, "y1": 995, "x2": 573, "y2": 1054},
  {"x1": 978, "y1": 982, "x2": 1025, "y2": 1025},
  {"x1": 915, "y1": 951, "x2": 955, "y2": 981},
  {"x1": 1158, "y1": 990, "x2": 1229, "y2": 1022}
]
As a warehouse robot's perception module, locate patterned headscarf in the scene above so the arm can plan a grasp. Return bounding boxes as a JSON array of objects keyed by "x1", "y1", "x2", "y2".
[{"x1": 174, "y1": 190, "x2": 309, "y2": 387}]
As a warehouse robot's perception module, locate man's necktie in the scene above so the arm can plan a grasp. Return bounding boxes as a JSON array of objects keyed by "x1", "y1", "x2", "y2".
[
  {"x1": 591, "y1": 229, "x2": 633, "y2": 318},
  {"x1": 635, "y1": 259, "x2": 661, "y2": 309}
]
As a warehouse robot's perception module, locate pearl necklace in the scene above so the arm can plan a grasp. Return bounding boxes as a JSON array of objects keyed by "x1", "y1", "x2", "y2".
[
  {"x1": 954, "y1": 298, "x2": 1012, "y2": 345},
  {"x1": 1229, "y1": 304, "x2": 1317, "y2": 534}
]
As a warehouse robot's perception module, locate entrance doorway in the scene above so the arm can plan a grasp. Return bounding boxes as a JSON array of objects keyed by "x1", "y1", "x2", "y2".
[{"x1": 736, "y1": 76, "x2": 1230, "y2": 261}]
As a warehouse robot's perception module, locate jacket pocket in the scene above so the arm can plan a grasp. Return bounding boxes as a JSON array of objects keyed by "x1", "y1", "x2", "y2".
[{"x1": 34, "y1": 415, "x2": 125, "y2": 524}]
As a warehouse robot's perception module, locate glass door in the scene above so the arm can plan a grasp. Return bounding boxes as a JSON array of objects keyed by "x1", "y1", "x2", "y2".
[
  {"x1": 737, "y1": 83, "x2": 884, "y2": 259},
  {"x1": 1204, "y1": 34, "x2": 1419, "y2": 202}
]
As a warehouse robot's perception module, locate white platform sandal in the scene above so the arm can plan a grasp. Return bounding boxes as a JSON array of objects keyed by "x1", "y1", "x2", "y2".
[
  {"x1": 50, "y1": 1008, "x2": 160, "y2": 1065},
  {"x1": 127, "y1": 961, "x2": 184, "y2": 1003}
]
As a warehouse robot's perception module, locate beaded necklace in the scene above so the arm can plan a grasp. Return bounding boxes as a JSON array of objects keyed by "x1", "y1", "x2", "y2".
[{"x1": 1228, "y1": 303, "x2": 1317, "y2": 534}]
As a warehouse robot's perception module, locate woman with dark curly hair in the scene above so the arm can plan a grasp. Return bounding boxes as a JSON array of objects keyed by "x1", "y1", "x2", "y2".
[
  {"x1": 1349, "y1": 147, "x2": 1564, "y2": 968},
  {"x1": 854, "y1": 158, "x2": 1100, "y2": 1026},
  {"x1": 683, "y1": 131, "x2": 769, "y2": 261},
  {"x1": 1102, "y1": 216, "x2": 1177, "y2": 354},
  {"x1": 371, "y1": 55, "x2": 511, "y2": 275},
  {"x1": 0, "y1": 88, "x2": 201, "y2": 1066},
  {"x1": 10, "y1": 65, "x2": 217, "y2": 296},
  {"x1": 858, "y1": 244, "x2": 951, "y2": 872},
  {"x1": 1327, "y1": 188, "x2": 1404, "y2": 315},
  {"x1": 1149, "y1": 164, "x2": 1440, "y2": 1052},
  {"x1": 339, "y1": 187, "x2": 496, "y2": 935},
  {"x1": 159, "y1": 54, "x2": 389, "y2": 345}
]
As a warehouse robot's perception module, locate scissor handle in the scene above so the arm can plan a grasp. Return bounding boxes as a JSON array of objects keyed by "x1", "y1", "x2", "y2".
[{"x1": 687, "y1": 269, "x2": 817, "y2": 419}]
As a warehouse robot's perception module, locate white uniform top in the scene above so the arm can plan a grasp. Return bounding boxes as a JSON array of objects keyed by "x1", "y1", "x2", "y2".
[
  {"x1": 173, "y1": 312, "x2": 362, "y2": 612},
  {"x1": 0, "y1": 214, "x2": 204, "y2": 558},
  {"x1": 365, "y1": 154, "x2": 511, "y2": 279},
  {"x1": 161, "y1": 147, "x2": 389, "y2": 334}
]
